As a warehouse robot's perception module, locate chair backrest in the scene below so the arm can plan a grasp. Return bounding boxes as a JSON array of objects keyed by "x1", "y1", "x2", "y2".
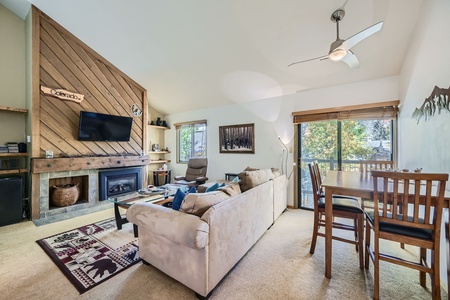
[
  {"x1": 308, "y1": 162, "x2": 322, "y2": 209},
  {"x1": 360, "y1": 160, "x2": 394, "y2": 172},
  {"x1": 370, "y1": 170, "x2": 448, "y2": 239},
  {"x1": 185, "y1": 158, "x2": 208, "y2": 181}
]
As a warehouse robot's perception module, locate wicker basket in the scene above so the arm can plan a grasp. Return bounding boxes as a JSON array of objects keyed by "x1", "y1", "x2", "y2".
[{"x1": 51, "y1": 183, "x2": 80, "y2": 207}]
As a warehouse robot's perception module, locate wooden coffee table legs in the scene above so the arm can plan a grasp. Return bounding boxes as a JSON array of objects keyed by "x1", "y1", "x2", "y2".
[{"x1": 114, "y1": 203, "x2": 138, "y2": 237}]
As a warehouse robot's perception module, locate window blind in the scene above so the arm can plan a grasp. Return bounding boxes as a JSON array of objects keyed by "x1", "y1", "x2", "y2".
[
  {"x1": 174, "y1": 119, "x2": 207, "y2": 129},
  {"x1": 292, "y1": 100, "x2": 399, "y2": 124}
]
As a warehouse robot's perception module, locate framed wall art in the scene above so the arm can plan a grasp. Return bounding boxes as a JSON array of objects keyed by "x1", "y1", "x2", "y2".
[{"x1": 219, "y1": 123, "x2": 254, "y2": 154}]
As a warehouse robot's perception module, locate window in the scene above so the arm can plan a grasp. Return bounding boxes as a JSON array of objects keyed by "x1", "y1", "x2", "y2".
[
  {"x1": 175, "y1": 120, "x2": 207, "y2": 163},
  {"x1": 293, "y1": 101, "x2": 399, "y2": 209}
]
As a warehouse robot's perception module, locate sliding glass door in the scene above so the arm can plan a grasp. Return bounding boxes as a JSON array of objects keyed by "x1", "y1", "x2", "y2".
[
  {"x1": 341, "y1": 119, "x2": 392, "y2": 170},
  {"x1": 298, "y1": 120, "x2": 338, "y2": 209},
  {"x1": 298, "y1": 119, "x2": 393, "y2": 209}
]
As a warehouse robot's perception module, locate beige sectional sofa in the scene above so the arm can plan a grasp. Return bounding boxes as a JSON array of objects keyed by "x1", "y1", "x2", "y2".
[{"x1": 127, "y1": 168, "x2": 287, "y2": 299}]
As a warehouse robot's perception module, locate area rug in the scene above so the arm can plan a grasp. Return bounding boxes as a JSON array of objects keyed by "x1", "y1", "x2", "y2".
[{"x1": 36, "y1": 218, "x2": 140, "y2": 294}]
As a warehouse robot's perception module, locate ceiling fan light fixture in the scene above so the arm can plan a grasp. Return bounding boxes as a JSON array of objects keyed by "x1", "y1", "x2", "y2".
[{"x1": 329, "y1": 48, "x2": 347, "y2": 61}]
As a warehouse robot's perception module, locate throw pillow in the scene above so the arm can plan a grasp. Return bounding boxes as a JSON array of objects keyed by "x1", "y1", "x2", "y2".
[
  {"x1": 238, "y1": 168, "x2": 275, "y2": 192},
  {"x1": 180, "y1": 191, "x2": 230, "y2": 216},
  {"x1": 205, "y1": 182, "x2": 220, "y2": 192},
  {"x1": 244, "y1": 166, "x2": 260, "y2": 171},
  {"x1": 217, "y1": 182, "x2": 241, "y2": 196},
  {"x1": 271, "y1": 167, "x2": 282, "y2": 177},
  {"x1": 188, "y1": 186, "x2": 197, "y2": 194},
  {"x1": 172, "y1": 188, "x2": 186, "y2": 211}
]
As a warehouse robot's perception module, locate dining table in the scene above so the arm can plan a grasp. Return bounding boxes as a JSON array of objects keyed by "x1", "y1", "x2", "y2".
[{"x1": 321, "y1": 170, "x2": 450, "y2": 284}]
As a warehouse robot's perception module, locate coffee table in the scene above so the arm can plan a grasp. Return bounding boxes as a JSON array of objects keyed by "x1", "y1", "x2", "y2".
[{"x1": 108, "y1": 189, "x2": 174, "y2": 237}]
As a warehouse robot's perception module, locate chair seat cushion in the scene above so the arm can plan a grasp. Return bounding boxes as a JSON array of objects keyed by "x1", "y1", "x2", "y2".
[
  {"x1": 318, "y1": 197, "x2": 363, "y2": 214},
  {"x1": 365, "y1": 210, "x2": 432, "y2": 240},
  {"x1": 320, "y1": 192, "x2": 359, "y2": 201},
  {"x1": 174, "y1": 179, "x2": 196, "y2": 186}
]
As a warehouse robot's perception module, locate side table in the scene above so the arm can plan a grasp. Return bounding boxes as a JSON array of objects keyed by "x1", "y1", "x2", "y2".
[
  {"x1": 152, "y1": 169, "x2": 172, "y2": 186},
  {"x1": 225, "y1": 172, "x2": 239, "y2": 181}
]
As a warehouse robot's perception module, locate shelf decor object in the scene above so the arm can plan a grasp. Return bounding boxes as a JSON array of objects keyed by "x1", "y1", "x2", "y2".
[
  {"x1": 51, "y1": 183, "x2": 80, "y2": 207},
  {"x1": 131, "y1": 103, "x2": 142, "y2": 116},
  {"x1": 412, "y1": 85, "x2": 450, "y2": 124}
]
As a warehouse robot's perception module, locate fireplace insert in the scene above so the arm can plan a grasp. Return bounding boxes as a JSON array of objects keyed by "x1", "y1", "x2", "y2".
[{"x1": 99, "y1": 167, "x2": 143, "y2": 200}]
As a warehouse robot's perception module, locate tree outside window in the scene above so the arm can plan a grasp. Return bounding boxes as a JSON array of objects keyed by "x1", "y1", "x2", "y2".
[{"x1": 176, "y1": 121, "x2": 207, "y2": 163}]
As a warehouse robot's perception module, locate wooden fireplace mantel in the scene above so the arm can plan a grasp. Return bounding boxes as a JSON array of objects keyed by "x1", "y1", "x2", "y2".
[{"x1": 31, "y1": 155, "x2": 150, "y2": 174}]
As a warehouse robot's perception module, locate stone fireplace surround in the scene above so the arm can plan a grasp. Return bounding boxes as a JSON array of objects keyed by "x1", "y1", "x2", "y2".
[
  {"x1": 39, "y1": 166, "x2": 144, "y2": 220},
  {"x1": 39, "y1": 169, "x2": 101, "y2": 220},
  {"x1": 31, "y1": 155, "x2": 150, "y2": 221}
]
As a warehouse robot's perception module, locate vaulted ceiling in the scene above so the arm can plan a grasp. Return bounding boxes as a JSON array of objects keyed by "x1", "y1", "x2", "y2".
[{"x1": 1, "y1": 0, "x2": 424, "y2": 115}]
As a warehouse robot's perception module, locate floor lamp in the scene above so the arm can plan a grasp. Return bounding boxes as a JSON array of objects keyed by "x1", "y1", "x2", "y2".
[{"x1": 278, "y1": 137, "x2": 288, "y2": 175}]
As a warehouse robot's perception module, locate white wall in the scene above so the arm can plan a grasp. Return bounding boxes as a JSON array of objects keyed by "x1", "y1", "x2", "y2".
[
  {"x1": 165, "y1": 75, "x2": 399, "y2": 207},
  {"x1": 165, "y1": 104, "x2": 286, "y2": 184},
  {"x1": 399, "y1": 0, "x2": 450, "y2": 174},
  {"x1": 398, "y1": 0, "x2": 450, "y2": 289},
  {"x1": 0, "y1": 4, "x2": 26, "y2": 145}
]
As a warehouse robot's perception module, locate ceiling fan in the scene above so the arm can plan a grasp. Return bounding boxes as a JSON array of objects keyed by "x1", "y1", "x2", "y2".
[{"x1": 288, "y1": 8, "x2": 383, "y2": 69}]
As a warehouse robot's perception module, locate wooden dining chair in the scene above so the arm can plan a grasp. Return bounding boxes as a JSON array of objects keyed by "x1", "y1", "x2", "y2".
[
  {"x1": 359, "y1": 160, "x2": 394, "y2": 173},
  {"x1": 365, "y1": 170, "x2": 448, "y2": 300},
  {"x1": 308, "y1": 162, "x2": 365, "y2": 269},
  {"x1": 359, "y1": 160, "x2": 395, "y2": 210}
]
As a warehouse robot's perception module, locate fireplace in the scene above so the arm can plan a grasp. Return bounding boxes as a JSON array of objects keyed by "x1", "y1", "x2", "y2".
[{"x1": 99, "y1": 167, "x2": 143, "y2": 200}]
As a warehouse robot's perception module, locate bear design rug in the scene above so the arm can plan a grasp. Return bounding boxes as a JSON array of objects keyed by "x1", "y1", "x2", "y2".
[{"x1": 36, "y1": 218, "x2": 140, "y2": 294}]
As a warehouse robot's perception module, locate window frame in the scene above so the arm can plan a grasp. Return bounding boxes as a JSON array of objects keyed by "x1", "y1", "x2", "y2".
[{"x1": 174, "y1": 120, "x2": 207, "y2": 163}]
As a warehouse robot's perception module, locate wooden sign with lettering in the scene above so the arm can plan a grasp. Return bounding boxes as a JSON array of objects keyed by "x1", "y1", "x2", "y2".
[{"x1": 40, "y1": 86, "x2": 85, "y2": 103}]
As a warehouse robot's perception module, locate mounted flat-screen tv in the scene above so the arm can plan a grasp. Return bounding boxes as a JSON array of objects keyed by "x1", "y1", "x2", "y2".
[{"x1": 78, "y1": 111, "x2": 133, "y2": 142}]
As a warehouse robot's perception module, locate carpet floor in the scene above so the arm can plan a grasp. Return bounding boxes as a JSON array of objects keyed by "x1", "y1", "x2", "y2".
[{"x1": 0, "y1": 208, "x2": 447, "y2": 299}]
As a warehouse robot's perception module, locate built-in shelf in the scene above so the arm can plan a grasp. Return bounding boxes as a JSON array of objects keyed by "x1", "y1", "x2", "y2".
[
  {"x1": 0, "y1": 153, "x2": 28, "y2": 157},
  {"x1": 0, "y1": 169, "x2": 28, "y2": 175},
  {"x1": 148, "y1": 151, "x2": 171, "y2": 154},
  {"x1": 0, "y1": 108, "x2": 28, "y2": 176},
  {"x1": 150, "y1": 160, "x2": 171, "y2": 164},
  {"x1": 0, "y1": 106, "x2": 28, "y2": 113},
  {"x1": 0, "y1": 153, "x2": 28, "y2": 175},
  {"x1": 148, "y1": 124, "x2": 170, "y2": 130}
]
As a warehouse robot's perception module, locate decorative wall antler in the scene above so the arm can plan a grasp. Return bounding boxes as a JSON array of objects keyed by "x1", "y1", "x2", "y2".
[{"x1": 412, "y1": 85, "x2": 450, "y2": 123}]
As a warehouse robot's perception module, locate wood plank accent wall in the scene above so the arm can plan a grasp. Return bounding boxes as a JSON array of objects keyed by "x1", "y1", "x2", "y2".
[
  {"x1": 30, "y1": 6, "x2": 148, "y2": 219},
  {"x1": 37, "y1": 11, "x2": 147, "y2": 157}
]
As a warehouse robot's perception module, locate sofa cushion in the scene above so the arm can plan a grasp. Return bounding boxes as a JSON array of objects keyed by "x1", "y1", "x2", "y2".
[
  {"x1": 238, "y1": 168, "x2": 275, "y2": 192},
  {"x1": 217, "y1": 181, "x2": 241, "y2": 196},
  {"x1": 180, "y1": 191, "x2": 230, "y2": 217}
]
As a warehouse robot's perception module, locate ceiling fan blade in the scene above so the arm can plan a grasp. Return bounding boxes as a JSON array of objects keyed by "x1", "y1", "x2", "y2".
[
  {"x1": 288, "y1": 55, "x2": 329, "y2": 67},
  {"x1": 340, "y1": 50, "x2": 359, "y2": 69},
  {"x1": 341, "y1": 21, "x2": 383, "y2": 50}
]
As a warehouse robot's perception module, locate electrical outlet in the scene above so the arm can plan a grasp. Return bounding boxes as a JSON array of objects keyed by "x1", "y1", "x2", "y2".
[{"x1": 26, "y1": 135, "x2": 31, "y2": 143}]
